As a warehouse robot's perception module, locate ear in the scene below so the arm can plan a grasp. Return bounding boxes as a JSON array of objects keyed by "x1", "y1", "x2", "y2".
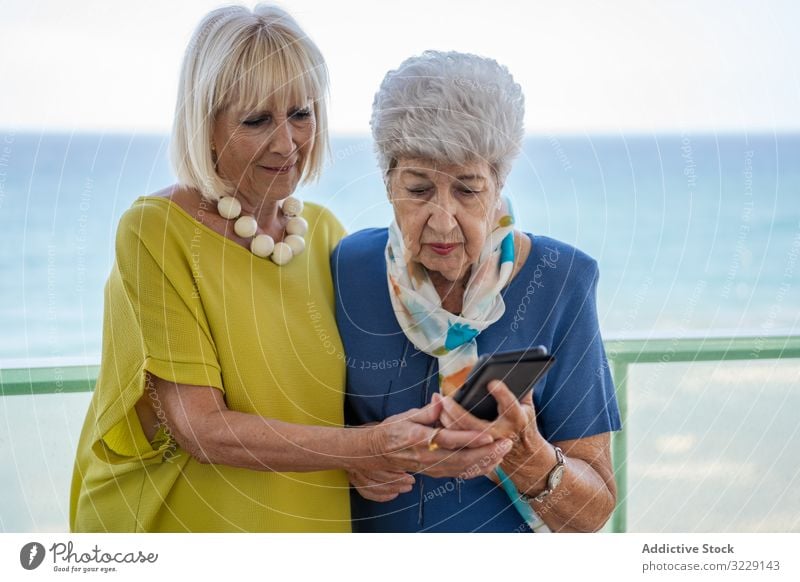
[
  {"x1": 385, "y1": 158, "x2": 399, "y2": 199},
  {"x1": 384, "y1": 168, "x2": 395, "y2": 201}
]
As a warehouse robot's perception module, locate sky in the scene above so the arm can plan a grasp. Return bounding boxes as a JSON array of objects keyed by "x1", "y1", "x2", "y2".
[{"x1": 1, "y1": 0, "x2": 798, "y2": 134}]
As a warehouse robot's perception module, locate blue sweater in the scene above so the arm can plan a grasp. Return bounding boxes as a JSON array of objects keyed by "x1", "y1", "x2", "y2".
[{"x1": 332, "y1": 228, "x2": 621, "y2": 532}]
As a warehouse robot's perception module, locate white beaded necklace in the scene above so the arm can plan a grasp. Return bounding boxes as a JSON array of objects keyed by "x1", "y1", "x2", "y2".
[{"x1": 216, "y1": 195, "x2": 308, "y2": 265}]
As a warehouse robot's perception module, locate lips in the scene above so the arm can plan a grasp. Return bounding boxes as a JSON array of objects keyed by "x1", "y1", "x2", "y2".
[
  {"x1": 427, "y1": 243, "x2": 459, "y2": 256},
  {"x1": 260, "y1": 162, "x2": 296, "y2": 174}
]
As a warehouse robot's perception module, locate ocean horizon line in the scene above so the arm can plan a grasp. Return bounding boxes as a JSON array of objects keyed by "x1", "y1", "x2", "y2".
[{"x1": 3, "y1": 128, "x2": 800, "y2": 139}]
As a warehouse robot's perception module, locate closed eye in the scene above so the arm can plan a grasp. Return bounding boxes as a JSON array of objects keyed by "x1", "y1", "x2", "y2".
[
  {"x1": 242, "y1": 115, "x2": 270, "y2": 127},
  {"x1": 290, "y1": 107, "x2": 312, "y2": 120}
]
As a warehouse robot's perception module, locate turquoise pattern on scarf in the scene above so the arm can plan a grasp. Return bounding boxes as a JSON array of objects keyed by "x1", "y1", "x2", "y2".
[
  {"x1": 500, "y1": 232, "x2": 514, "y2": 264},
  {"x1": 444, "y1": 322, "x2": 480, "y2": 351}
]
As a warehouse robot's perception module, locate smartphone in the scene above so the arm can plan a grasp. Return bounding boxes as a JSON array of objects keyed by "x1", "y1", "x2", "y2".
[{"x1": 452, "y1": 346, "x2": 555, "y2": 421}]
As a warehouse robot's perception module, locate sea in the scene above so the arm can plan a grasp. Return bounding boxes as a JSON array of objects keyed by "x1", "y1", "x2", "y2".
[{"x1": 1, "y1": 131, "x2": 798, "y2": 532}]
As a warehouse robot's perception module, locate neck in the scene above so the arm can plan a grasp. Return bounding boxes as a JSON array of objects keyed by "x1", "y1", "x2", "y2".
[
  {"x1": 236, "y1": 193, "x2": 285, "y2": 234},
  {"x1": 429, "y1": 268, "x2": 470, "y2": 314}
]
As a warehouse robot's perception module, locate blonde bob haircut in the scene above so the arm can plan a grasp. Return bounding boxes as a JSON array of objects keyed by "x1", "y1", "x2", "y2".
[{"x1": 170, "y1": 4, "x2": 329, "y2": 201}]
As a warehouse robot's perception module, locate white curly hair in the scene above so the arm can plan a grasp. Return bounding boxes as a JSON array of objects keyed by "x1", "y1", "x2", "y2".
[{"x1": 370, "y1": 50, "x2": 525, "y2": 185}]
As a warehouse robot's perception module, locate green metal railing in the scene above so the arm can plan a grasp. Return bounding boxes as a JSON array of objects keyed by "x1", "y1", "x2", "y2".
[
  {"x1": 604, "y1": 333, "x2": 800, "y2": 533},
  {"x1": 2, "y1": 333, "x2": 799, "y2": 533},
  {"x1": 0, "y1": 364, "x2": 99, "y2": 396}
]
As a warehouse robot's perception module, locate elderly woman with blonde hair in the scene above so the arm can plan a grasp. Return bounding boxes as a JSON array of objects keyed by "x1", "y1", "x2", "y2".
[
  {"x1": 70, "y1": 8, "x2": 510, "y2": 533},
  {"x1": 335, "y1": 51, "x2": 622, "y2": 532}
]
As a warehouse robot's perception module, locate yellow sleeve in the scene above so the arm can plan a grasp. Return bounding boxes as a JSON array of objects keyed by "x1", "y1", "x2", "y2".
[
  {"x1": 318, "y1": 204, "x2": 347, "y2": 254},
  {"x1": 92, "y1": 202, "x2": 222, "y2": 464},
  {"x1": 114, "y1": 203, "x2": 222, "y2": 390}
]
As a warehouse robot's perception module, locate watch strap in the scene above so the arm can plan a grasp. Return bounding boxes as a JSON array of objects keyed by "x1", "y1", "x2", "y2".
[{"x1": 532, "y1": 445, "x2": 565, "y2": 503}]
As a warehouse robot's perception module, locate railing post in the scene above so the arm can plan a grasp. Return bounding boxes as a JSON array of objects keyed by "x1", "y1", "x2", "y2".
[{"x1": 610, "y1": 357, "x2": 628, "y2": 533}]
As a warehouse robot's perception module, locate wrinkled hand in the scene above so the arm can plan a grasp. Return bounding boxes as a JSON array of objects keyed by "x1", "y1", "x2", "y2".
[
  {"x1": 347, "y1": 469, "x2": 414, "y2": 502},
  {"x1": 367, "y1": 397, "x2": 514, "y2": 480},
  {"x1": 439, "y1": 380, "x2": 538, "y2": 441},
  {"x1": 438, "y1": 380, "x2": 549, "y2": 484}
]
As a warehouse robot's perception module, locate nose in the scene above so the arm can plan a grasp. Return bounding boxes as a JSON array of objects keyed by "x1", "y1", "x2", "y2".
[
  {"x1": 268, "y1": 119, "x2": 295, "y2": 156},
  {"x1": 426, "y1": 194, "x2": 458, "y2": 233}
]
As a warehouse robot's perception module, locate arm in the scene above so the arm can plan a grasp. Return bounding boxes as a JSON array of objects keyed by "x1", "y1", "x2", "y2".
[
  {"x1": 137, "y1": 372, "x2": 513, "y2": 475},
  {"x1": 501, "y1": 430, "x2": 616, "y2": 533},
  {"x1": 439, "y1": 381, "x2": 616, "y2": 532},
  {"x1": 343, "y1": 422, "x2": 416, "y2": 502},
  {"x1": 507, "y1": 253, "x2": 617, "y2": 531}
]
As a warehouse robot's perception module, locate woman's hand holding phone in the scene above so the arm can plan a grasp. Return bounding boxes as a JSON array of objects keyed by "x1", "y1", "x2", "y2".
[
  {"x1": 438, "y1": 379, "x2": 536, "y2": 442},
  {"x1": 440, "y1": 380, "x2": 554, "y2": 488}
]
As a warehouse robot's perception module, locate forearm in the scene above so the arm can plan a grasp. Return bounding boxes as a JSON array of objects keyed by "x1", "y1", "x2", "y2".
[
  {"x1": 502, "y1": 443, "x2": 616, "y2": 533},
  {"x1": 156, "y1": 381, "x2": 506, "y2": 479},
  {"x1": 183, "y1": 409, "x2": 374, "y2": 473}
]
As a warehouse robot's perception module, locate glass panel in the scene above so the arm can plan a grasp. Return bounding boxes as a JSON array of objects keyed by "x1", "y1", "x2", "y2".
[{"x1": 627, "y1": 359, "x2": 800, "y2": 532}]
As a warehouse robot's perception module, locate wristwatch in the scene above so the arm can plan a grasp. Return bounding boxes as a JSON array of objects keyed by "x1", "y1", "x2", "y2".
[{"x1": 529, "y1": 445, "x2": 565, "y2": 503}]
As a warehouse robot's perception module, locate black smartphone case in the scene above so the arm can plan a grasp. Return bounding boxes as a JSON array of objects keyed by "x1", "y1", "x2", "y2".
[{"x1": 453, "y1": 347, "x2": 555, "y2": 421}]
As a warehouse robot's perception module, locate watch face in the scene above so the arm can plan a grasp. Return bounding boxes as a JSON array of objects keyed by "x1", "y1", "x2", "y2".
[{"x1": 549, "y1": 465, "x2": 565, "y2": 490}]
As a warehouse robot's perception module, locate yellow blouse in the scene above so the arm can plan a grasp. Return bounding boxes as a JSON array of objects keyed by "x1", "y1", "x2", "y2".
[{"x1": 70, "y1": 196, "x2": 350, "y2": 532}]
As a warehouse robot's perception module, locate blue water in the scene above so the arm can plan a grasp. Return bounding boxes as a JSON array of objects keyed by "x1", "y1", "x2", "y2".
[
  {"x1": 1, "y1": 131, "x2": 799, "y2": 532},
  {"x1": 2, "y1": 132, "x2": 798, "y2": 360}
]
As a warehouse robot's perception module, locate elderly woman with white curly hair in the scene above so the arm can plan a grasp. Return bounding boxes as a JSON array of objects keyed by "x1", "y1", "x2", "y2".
[{"x1": 333, "y1": 51, "x2": 622, "y2": 532}]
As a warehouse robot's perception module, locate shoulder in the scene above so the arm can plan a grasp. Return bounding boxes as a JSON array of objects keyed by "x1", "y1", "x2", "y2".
[
  {"x1": 303, "y1": 201, "x2": 344, "y2": 232},
  {"x1": 330, "y1": 228, "x2": 388, "y2": 289},
  {"x1": 119, "y1": 185, "x2": 196, "y2": 231},
  {"x1": 525, "y1": 234, "x2": 599, "y2": 289},
  {"x1": 333, "y1": 228, "x2": 388, "y2": 260},
  {"x1": 116, "y1": 195, "x2": 174, "y2": 246},
  {"x1": 331, "y1": 229, "x2": 396, "y2": 333},
  {"x1": 115, "y1": 189, "x2": 198, "y2": 266},
  {"x1": 302, "y1": 200, "x2": 334, "y2": 222},
  {"x1": 298, "y1": 202, "x2": 346, "y2": 252}
]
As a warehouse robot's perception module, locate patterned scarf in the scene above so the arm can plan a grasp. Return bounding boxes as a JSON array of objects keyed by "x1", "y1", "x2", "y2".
[{"x1": 385, "y1": 199, "x2": 516, "y2": 396}]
